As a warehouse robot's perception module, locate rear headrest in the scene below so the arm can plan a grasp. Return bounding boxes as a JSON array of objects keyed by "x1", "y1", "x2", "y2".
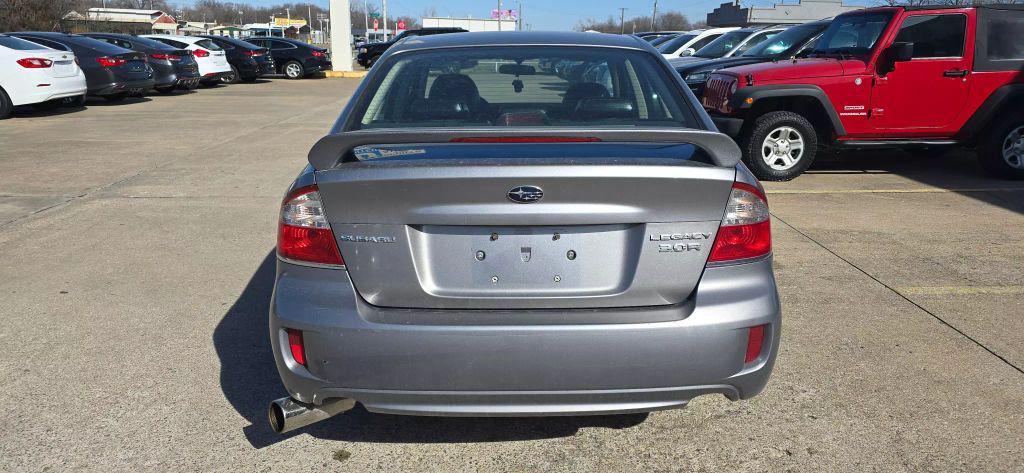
[
  {"x1": 429, "y1": 74, "x2": 480, "y2": 101},
  {"x1": 573, "y1": 98, "x2": 637, "y2": 120},
  {"x1": 408, "y1": 98, "x2": 471, "y2": 120}
]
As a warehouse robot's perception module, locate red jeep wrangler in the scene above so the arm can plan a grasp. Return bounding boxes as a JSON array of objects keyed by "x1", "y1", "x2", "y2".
[{"x1": 702, "y1": 4, "x2": 1024, "y2": 181}]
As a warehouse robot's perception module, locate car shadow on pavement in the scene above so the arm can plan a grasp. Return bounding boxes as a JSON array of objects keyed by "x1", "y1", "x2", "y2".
[
  {"x1": 216, "y1": 251, "x2": 649, "y2": 449},
  {"x1": 11, "y1": 104, "x2": 86, "y2": 118},
  {"x1": 808, "y1": 149, "x2": 1024, "y2": 215}
]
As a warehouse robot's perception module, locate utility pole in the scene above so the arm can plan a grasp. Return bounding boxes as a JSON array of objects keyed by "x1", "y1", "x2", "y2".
[
  {"x1": 517, "y1": 0, "x2": 522, "y2": 31},
  {"x1": 364, "y1": 0, "x2": 369, "y2": 39},
  {"x1": 382, "y1": 0, "x2": 388, "y2": 41},
  {"x1": 498, "y1": 0, "x2": 503, "y2": 31},
  {"x1": 618, "y1": 7, "x2": 627, "y2": 34},
  {"x1": 651, "y1": 0, "x2": 658, "y2": 31}
]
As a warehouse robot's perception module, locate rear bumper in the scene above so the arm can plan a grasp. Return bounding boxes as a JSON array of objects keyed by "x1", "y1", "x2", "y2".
[
  {"x1": 270, "y1": 256, "x2": 781, "y2": 416},
  {"x1": 89, "y1": 79, "x2": 155, "y2": 96},
  {"x1": 199, "y1": 71, "x2": 231, "y2": 83},
  {"x1": 10, "y1": 77, "x2": 87, "y2": 106}
]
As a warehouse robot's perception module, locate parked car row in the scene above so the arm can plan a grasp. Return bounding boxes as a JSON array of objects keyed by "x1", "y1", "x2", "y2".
[
  {"x1": 0, "y1": 32, "x2": 331, "y2": 119},
  {"x1": 662, "y1": 4, "x2": 1024, "y2": 181}
]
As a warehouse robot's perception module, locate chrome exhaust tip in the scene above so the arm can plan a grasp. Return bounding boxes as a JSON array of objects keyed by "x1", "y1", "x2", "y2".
[{"x1": 268, "y1": 397, "x2": 356, "y2": 434}]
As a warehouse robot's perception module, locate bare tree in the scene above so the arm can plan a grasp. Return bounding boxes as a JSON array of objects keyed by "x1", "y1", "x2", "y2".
[{"x1": 576, "y1": 10, "x2": 691, "y2": 33}]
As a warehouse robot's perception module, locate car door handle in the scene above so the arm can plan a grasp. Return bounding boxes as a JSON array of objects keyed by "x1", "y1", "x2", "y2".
[{"x1": 943, "y1": 69, "x2": 968, "y2": 78}]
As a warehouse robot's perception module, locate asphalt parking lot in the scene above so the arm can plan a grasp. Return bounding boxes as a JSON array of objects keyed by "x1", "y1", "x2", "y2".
[{"x1": 1, "y1": 79, "x2": 1022, "y2": 471}]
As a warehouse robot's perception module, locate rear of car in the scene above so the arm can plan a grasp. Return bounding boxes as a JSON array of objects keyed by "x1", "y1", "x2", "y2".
[
  {"x1": 143, "y1": 35, "x2": 231, "y2": 84},
  {"x1": 82, "y1": 33, "x2": 197, "y2": 92},
  {"x1": 10, "y1": 33, "x2": 153, "y2": 100},
  {"x1": 267, "y1": 35, "x2": 781, "y2": 433},
  {"x1": 198, "y1": 35, "x2": 274, "y2": 82},
  {"x1": 0, "y1": 34, "x2": 86, "y2": 116}
]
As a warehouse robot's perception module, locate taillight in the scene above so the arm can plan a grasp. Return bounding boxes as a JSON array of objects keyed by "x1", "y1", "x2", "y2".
[
  {"x1": 745, "y1": 324, "x2": 767, "y2": 363},
  {"x1": 708, "y1": 182, "x2": 771, "y2": 263},
  {"x1": 286, "y1": 329, "x2": 306, "y2": 366},
  {"x1": 150, "y1": 53, "x2": 181, "y2": 61},
  {"x1": 311, "y1": 50, "x2": 326, "y2": 58},
  {"x1": 95, "y1": 57, "x2": 126, "y2": 67},
  {"x1": 244, "y1": 50, "x2": 261, "y2": 57},
  {"x1": 278, "y1": 185, "x2": 344, "y2": 266},
  {"x1": 193, "y1": 49, "x2": 210, "y2": 58},
  {"x1": 450, "y1": 136, "x2": 602, "y2": 143},
  {"x1": 17, "y1": 58, "x2": 53, "y2": 68}
]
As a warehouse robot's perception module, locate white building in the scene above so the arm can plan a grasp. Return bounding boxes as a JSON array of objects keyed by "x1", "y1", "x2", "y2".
[
  {"x1": 706, "y1": 0, "x2": 862, "y2": 27},
  {"x1": 421, "y1": 17, "x2": 518, "y2": 32}
]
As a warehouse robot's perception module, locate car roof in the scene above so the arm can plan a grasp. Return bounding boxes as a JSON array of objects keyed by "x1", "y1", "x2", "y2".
[{"x1": 388, "y1": 31, "x2": 647, "y2": 53}]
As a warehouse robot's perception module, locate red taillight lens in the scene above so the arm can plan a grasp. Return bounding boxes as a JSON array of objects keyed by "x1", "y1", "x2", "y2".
[
  {"x1": 708, "y1": 182, "x2": 771, "y2": 263},
  {"x1": 278, "y1": 185, "x2": 344, "y2": 266},
  {"x1": 244, "y1": 49, "x2": 261, "y2": 57},
  {"x1": 286, "y1": 329, "x2": 307, "y2": 366},
  {"x1": 745, "y1": 324, "x2": 767, "y2": 363},
  {"x1": 193, "y1": 49, "x2": 210, "y2": 58},
  {"x1": 450, "y1": 136, "x2": 603, "y2": 143},
  {"x1": 95, "y1": 57, "x2": 126, "y2": 67},
  {"x1": 311, "y1": 50, "x2": 326, "y2": 57},
  {"x1": 150, "y1": 53, "x2": 181, "y2": 61},
  {"x1": 17, "y1": 57, "x2": 53, "y2": 68}
]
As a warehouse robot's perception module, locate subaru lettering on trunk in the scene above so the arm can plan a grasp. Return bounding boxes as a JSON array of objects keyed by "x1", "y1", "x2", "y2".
[{"x1": 267, "y1": 32, "x2": 781, "y2": 434}]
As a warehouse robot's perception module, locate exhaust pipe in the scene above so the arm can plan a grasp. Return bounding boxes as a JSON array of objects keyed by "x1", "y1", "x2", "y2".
[{"x1": 268, "y1": 397, "x2": 356, "y2": 434}]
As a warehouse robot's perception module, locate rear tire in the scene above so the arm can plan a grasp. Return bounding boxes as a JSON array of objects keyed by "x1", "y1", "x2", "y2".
[
  {"x1": 222, "y1": 65, "x2": 241, "y2": 84},
  {"x1": 0, "y1": 88, "x2": 14, "y2": 119},
  {"x1": 979, "y1": 114, "x2": 1024, "y2": 180},
  {"x1": 284, "y1": 61, "x2": 304, "y2": 79},
  {"x1": 740, "y1": 111, "x2": 818, "y2": 181},
  {"x1": 103, "y1": 92, "x2": 128, "y2": 102}
]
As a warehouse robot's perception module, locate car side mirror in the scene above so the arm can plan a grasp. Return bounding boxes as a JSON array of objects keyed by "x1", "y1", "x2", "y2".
[{"x1": 890, "y1": 42, "x2": 914, "y2": 62}]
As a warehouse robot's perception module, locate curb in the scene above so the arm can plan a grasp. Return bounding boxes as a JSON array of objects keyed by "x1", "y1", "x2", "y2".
[{"x1": 324, "y1": 70, "x2": 368, "y2": 78}]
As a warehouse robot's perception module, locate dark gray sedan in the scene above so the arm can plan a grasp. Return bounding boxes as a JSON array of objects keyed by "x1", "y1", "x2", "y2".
[{"x1": 267, "y1": 32, "x2": 781, "y2": 433}]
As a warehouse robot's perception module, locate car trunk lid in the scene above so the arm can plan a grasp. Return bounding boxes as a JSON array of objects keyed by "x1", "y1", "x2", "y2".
[{"x1": 310, "y1": 128, "x2": 741, "y2": 310}]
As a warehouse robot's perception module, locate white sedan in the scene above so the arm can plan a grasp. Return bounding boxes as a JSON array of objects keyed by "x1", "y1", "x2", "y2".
[
  {"x1": 0, "y1": 34, "x2": 87, "y2": 118},
  {"x1": 141, "y1": 34, "x2": 231, "y2": 85},
  {"x1": 659, "y1": 27, "x2": 740, "y2": 59}
]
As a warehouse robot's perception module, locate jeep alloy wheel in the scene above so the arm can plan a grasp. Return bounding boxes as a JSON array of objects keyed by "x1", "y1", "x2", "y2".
[
  {"x1": 1001, "y1": 125, "x2": 1024, "y2": 170},
  {"x1": 761, "y1": 126, "x2": 805, "y2": 171}
]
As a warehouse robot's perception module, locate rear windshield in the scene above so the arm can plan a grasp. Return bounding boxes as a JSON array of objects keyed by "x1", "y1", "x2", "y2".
[
  {"x1": 657, "y1": 34, "x2": 698, "y2": 53},
  {"x1": 195, "y1": 39, "x2": 223, "y2": 51},
  {"x1": 353, "y1": 46, "x2": 696, "y2": 130},
  {"x1": 130, "y1": 36, "x2": 178, "y2": 51},
  {"x1": 152, "y1": 37, "x2": 189, "y2": 49},
  {"x1": 69, "y1": 35, "x2": 132, "y2": 55},
  {"x1": 742, "y1": 23, "x2": 824, "y2": 57},
  {"x1": 693, "y1": 31, "x2": 751, "y2": 58},
  {"x1": 0, "y1": 35, "x2": 51, "y2": 50}
]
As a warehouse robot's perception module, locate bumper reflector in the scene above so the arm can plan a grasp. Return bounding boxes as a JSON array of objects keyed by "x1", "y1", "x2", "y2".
[
  {"x1": 745, "y1": 324, "x2": 767, "y2": 364},
  {"x1": 287, "y1": 329, "x2": 306, "y2": 366}
]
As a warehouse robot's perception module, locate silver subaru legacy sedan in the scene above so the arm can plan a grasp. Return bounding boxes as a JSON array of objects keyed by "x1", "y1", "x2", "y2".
[{"x1": 268, "y1": 32, "x2": 780, "y2": 433}]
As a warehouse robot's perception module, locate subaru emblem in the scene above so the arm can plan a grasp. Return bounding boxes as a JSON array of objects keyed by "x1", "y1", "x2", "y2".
[{"x1": 507, "y1": 185, "x2": 543, "y2": 204}]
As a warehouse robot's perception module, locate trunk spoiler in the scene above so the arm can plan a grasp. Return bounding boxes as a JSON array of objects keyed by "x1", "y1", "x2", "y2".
[{"x1": 307, "y1": 127, "x2": 741, "y2": 171}]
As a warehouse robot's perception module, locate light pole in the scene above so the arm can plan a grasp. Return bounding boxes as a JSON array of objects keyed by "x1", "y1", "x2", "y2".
[
  {"x1": 238, "y1": 10, "x2": 243, "y2": 26},
  {"x1": 382, "y1": 0, "x2": 388, "y2": 41}
]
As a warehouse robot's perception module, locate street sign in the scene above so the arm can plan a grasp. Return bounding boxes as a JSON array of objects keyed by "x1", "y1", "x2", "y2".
[
  {"x1": 397, "y1": 20, "x2": 406, "y2": 31},
  {"x1": 369, "y1": 12, "x2": 380, "y2": 19},
  {"x1": 373, "y1": 19, "x2": 378, "y2": 31}
]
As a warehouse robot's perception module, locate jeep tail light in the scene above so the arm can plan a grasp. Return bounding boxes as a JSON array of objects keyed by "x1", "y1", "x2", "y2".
[
  {"x1": 193, "y1": 49, "x2": 210, "y2": 58},
  {"x1": 286, "y1": 329, "x2": 306, "y2": 366},
  {"x1": 708, "y1": 182, "x2": 771, "y2": 263},
  {"x1": 95, "y1": 57, "x2": 126, "y2": 67},
  {"x1": 745, "y1": 324, "x2": 767, "y2": 363},
  {"x1": 17, "y1": 57, "x2": 53, "y2": 68},
  {"x1": 278, "y1": 185, "x2": 344, "y2": 266}
]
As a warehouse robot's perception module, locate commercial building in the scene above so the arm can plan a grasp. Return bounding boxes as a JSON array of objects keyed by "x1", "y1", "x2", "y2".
[
  {"x1": 706, "y1": 0, "x2": 862, "y2": 27},
  {"x1": 421, "y1": 17, "x2": 518, "y2": 32},
  {"x1": 62, "y1": 8, "x2": 178, "y2": 34}
]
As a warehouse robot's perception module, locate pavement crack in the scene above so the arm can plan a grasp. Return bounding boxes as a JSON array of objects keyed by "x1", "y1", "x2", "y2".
[{"x1": 770, "y1": 212, "x2": 1024, "y2": 376}]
